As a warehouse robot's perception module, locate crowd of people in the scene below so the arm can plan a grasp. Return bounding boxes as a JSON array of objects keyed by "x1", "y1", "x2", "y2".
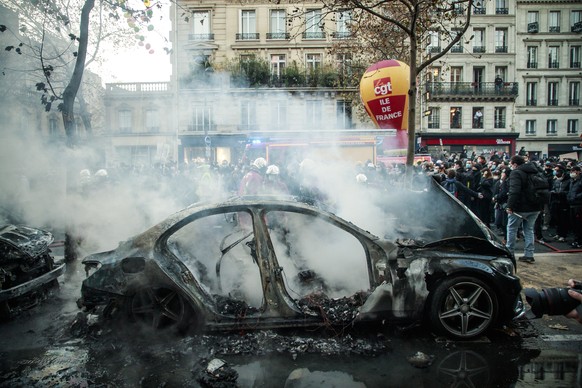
[{"x1": 427, "y1": 151, "x2": 582, "y2": 260}]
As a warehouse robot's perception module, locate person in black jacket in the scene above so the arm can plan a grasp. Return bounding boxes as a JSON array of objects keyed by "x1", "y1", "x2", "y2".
[
  {"x1": 567, "y1": 166, "x2": 582, "y2": 248},
  {"x1": 505, "y1": 155, "x2": 542, "y2": 264},
  {"x1": 549, "y1": 165, "x2": 571, "y2": 242}
]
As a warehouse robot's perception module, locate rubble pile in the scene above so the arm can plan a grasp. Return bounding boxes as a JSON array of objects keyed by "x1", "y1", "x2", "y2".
[
  {"x1": 197, "y1": 330, "x2": 389, "y2": 357},
  {"x1": 298, "y1": 290, "x2": 370, "y2": 324}
]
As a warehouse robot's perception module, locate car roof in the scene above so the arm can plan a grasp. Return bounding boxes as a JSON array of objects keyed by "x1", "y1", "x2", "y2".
[{"x1": 0, "y1": 225, "x2": 53, "y2": 257}]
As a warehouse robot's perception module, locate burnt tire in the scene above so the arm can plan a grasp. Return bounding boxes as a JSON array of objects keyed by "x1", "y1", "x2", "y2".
[
  {"x1": 429, "y1": 276, "x2": 498, "y2": 339},
  {"x1": 126, "y1": 286, "x2": 193, "y2": 333}
]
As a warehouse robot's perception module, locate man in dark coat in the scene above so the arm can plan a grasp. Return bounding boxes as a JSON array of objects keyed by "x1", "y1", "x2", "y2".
[
  {"x1": 567, "y1": 166, "x2": 582, "y2": 248},
  {"x1": 505, "y1": 155, "x2": 543, "y2": 264}
]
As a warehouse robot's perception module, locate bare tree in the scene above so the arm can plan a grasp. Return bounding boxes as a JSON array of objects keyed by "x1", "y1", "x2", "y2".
[
  {"x1": 286, "y1": 0, "x2": 475, "y2": 167},
  {"x1": 1, "y1": 0, "x2": 164, "y2": 146}
]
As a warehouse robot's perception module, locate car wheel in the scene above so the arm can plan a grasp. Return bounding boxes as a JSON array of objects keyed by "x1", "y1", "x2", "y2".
[
  {"x1": 127, "y1": 286, "x2": 192, "y2": 332},
  {"x1": 429, "y1": 276, "x2": 498, "y2": 339}
]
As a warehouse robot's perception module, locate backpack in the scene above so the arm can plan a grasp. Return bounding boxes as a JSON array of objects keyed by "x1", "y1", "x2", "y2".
[
  {"x1": 525, "y1": 171, "x2": 550, "y2": 206},
  {"x1": 442, "y1": 179, "x2": 457, "y2": 196}
]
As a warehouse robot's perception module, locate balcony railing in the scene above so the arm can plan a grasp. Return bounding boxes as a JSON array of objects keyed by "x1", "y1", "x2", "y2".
[
  {"x1": 106, "y1": 82, "x2": 169, "y2": 93},
  {"x1": 428, "y1": 122, "x2": 440, "y2": 129},
  {"x1": 332, "y1": 31, "x2": 352, "y2": 39},
  {"x1": 187, "y1": 124, "x2": 216, "y2": 132},
  {"x1": 569, "y1": 99, "x2": 580, "y2": 106},
  {"x1": 428, "y1": 46, "x2": 441, "y2": 53},
  {"x1": 425, "y1": 82, "x2": 519, "y2": 99},
  {"x1": 527, "y1": 61, "x2": 538, "y2": 69},
  {"x1": 570, "y1": 61, "x2": 581, "y2": 69},
  {"x1": 473, "y1": 46, "x2": 486, "y2": 53},
  {"x1": 495, "y1": 46, "x2": 508, "y2": 53},
  {"x1": 528, "y1": 22, "x2": 539, "y2": 33},
  {"x1": 526, "y1": 99, "x2": 537, "y2": 106},
  {"x1": 549, "y1": 26, "x2": 560, "y2": 33},
  {"x1": 302, "y1": 32, "x2": 326, "y2": 39},
  {"x1": 572, "y1": 21, "x2": 582, "y2": 33},
  {"x1": 548, "y1": 99, "x2": 559, "y2": 106},
  {"x1": 236, "y1": 33, "x2": 260, "y2": 40},
  {"x1": 189, "y1": 33, "x2": 214, "y2": 41},
  {"x1": 496, "y1": 8, "x2": 509, "y2": 14},
  {"x1": 473, "y1": 7, "x2": 486, "y2": 15},
  {"x1": 266, "y1": 32, "x2": 290, "y2": 39},
  {"x1": 494, "y1": 120, "x2": 506, "y2": 128},
  {"x1": 451, "y1": 46, "x2": 463, "y2": 53},
  {"x1": 548, "y1": 61, "x2": 559, "y2": 69}
]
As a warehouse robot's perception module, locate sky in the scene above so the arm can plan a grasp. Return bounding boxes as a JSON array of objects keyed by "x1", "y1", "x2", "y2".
[{"x1": 99, "y1": 1, "x2": 172, "y2": 84}]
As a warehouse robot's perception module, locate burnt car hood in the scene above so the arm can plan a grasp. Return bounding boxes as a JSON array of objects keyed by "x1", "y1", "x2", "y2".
[{"x1": 0, "y1": 225, "x2": 54, "y2": 262}]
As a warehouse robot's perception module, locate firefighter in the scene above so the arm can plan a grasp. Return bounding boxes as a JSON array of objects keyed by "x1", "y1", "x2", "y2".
[{"x1": 238, "y1": 157, "x2": 267, "y2": 196}]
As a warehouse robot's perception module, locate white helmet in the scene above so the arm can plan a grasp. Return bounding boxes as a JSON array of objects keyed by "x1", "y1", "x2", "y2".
[
  {"x1": 80, "y1": 169, "x2": 91, "y2": 177},
  {"x1": 266, "y1": 165, "x2": 280, "y2": 175},
  {"x1": 252, "y1": 157, "x2": 267, "y2": 169},
  {"x1": 356, "y1": 173, "x2": 368, "y2": 183},
  {"x1": 94, "y1": 169, "x2": 108, "y2": 177}
]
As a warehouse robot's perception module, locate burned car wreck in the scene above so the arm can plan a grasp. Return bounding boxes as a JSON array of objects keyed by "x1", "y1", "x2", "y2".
[
  {"x1": 0, "y1": 225, "x2": 65, "y2": 320},
  {"x1": 78, "y1": 178, "x2": 524, "y2": 339}
]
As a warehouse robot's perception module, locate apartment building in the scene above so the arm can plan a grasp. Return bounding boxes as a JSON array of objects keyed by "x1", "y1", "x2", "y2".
[
  {"x1": 420, "y1": 0, "x2": 581, "y2": 160},
  {"x1": 103, "y1": 0, "x2": 582, "y2": 168}
]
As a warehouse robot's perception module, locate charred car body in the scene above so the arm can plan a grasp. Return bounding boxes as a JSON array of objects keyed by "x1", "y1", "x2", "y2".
[
  {"x1": 0, "y1": 225, "x2": 65, "y2": 320},
  {"x1": 78, "y1": 178, "x2": 524, "y2": 339}
]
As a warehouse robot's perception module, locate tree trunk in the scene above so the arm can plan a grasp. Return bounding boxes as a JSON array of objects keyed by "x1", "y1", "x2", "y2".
[{"x1": 61, "y1": 0, "x2": 95, "y2": 148}]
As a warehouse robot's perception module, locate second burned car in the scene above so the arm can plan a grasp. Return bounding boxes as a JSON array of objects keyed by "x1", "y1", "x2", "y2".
[{"x1": 78, "y1": 178, "x2": 525, "y2": 340}]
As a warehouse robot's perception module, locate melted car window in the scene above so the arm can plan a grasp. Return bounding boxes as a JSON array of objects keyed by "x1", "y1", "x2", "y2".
[
  {"x1": 266, "y1": 211, "x2": 369, "y2": 300},
  {"x1": 166, "y1": 211, "x2": 263, "y2": 309}
]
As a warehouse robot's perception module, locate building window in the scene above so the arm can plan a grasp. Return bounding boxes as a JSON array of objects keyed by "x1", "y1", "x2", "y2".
[
  {"x1": 495, "y1": 29, "x2": 507, "y2": 53},
  {"x1": 240, "y1": 101, "x2": 257, "y2": 131},
  {"x1": 451, "y1": 30, "x2": 463, "y2": 53},
  {"x1": 570, "y1": 46, "x2": 581, "y2": 68},
  {"x1": 527, "y1": 46, "x2": 538, "y2": 68},
  {"x1": 189, "y1": 106, "x2": 213, "y2": 132},
  {"x1": 271, "y1": 101, "x2": 287, "y2": 130},
  {"x1": 570, "y1": 82, "x2": 580, "y2": 106},
  {"x1": 453, "y1": 3, "x2": 465, "y2": 15},
  {"x1": 119, "y1": 109, "x2": 132, "y2": 133},
  {"x1": 494, "y1": 107, "x2": 506, "y2": 129},
  {"x1": 304, "y1": 9, "x2": 325, "y2": 39},
  {"x1": 495, "y1": 0, "x2": 508, "y2": 14},
  {"x1": 271, "y1": 54, "x2": 286, "y2": 78},
  {"x1": 49, "y1": 117, "x2": 58, "y2": 137},
  {"x1": 548, "y1": 46, "x2": 559, "y2": 68},
  {"x1": 306, "y1": 100, "x2": 322, "y2": 127},
  {"x1": 472, "y1": 107, "x2": 483, "y2": 128},
  {"x1": 526, "y1": 82, "x2": 537, "y2": 106},
  {"x1": 145, "y1": 109, "x2": 160, "y2": 133},
  {"x1": 473, "y1": 29, "x2": 485, "y2": 53},
  {"x1": 428, "y1": 31, "x2": 440, "y2": 53},
  {"x1": 306, "y1": 53, "x2": 322, "y2": 72},
  {"x1": 334, "y1": 10, "x2": 352, "y2": 38},
  {"x1": 336, "y1": 100, "x2": 352, "y2": 129},
  {"x1": 336, "y1": 53, "x2": 353, "y2": 80},
  {"x1": 268, "y1": 10, "x2": 287, "y2": 39},
  {"x1": 548, "y1": 82, "x2": 559, "y2": 106},
  {"x1": 568, "y1": 119, "x2": 579, "y2": 135},
  {"x1": 450, "y1": 107, "x2": 462, "y2": 128},
  {"x1": 571, "y1": 10, "x2": 582, "y2": 32},
  {"x1": 549, "y1": 11, "x2": 561, "y2": 32},
  {"x1": 450, "y1": 67, "x2": 463, "y2": 83},
  {"x1": 428, "y1": 108, "x2": 440, "y2": 129},
  {"x1": 190, "y1": 10, "x2": 212, "y2": 40},
  {"x1": 528, "y1": 11, "x2": 539, "y2": 33},
  {"x1": 239, "y1": 10, "x2": 257, "y2": 40},
  {"x1": 525, "y1": 120, "x2": 536, "y2": 135},
  {"x1": 546, "y1": 119, "x2": 557, "y2": 135}
]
